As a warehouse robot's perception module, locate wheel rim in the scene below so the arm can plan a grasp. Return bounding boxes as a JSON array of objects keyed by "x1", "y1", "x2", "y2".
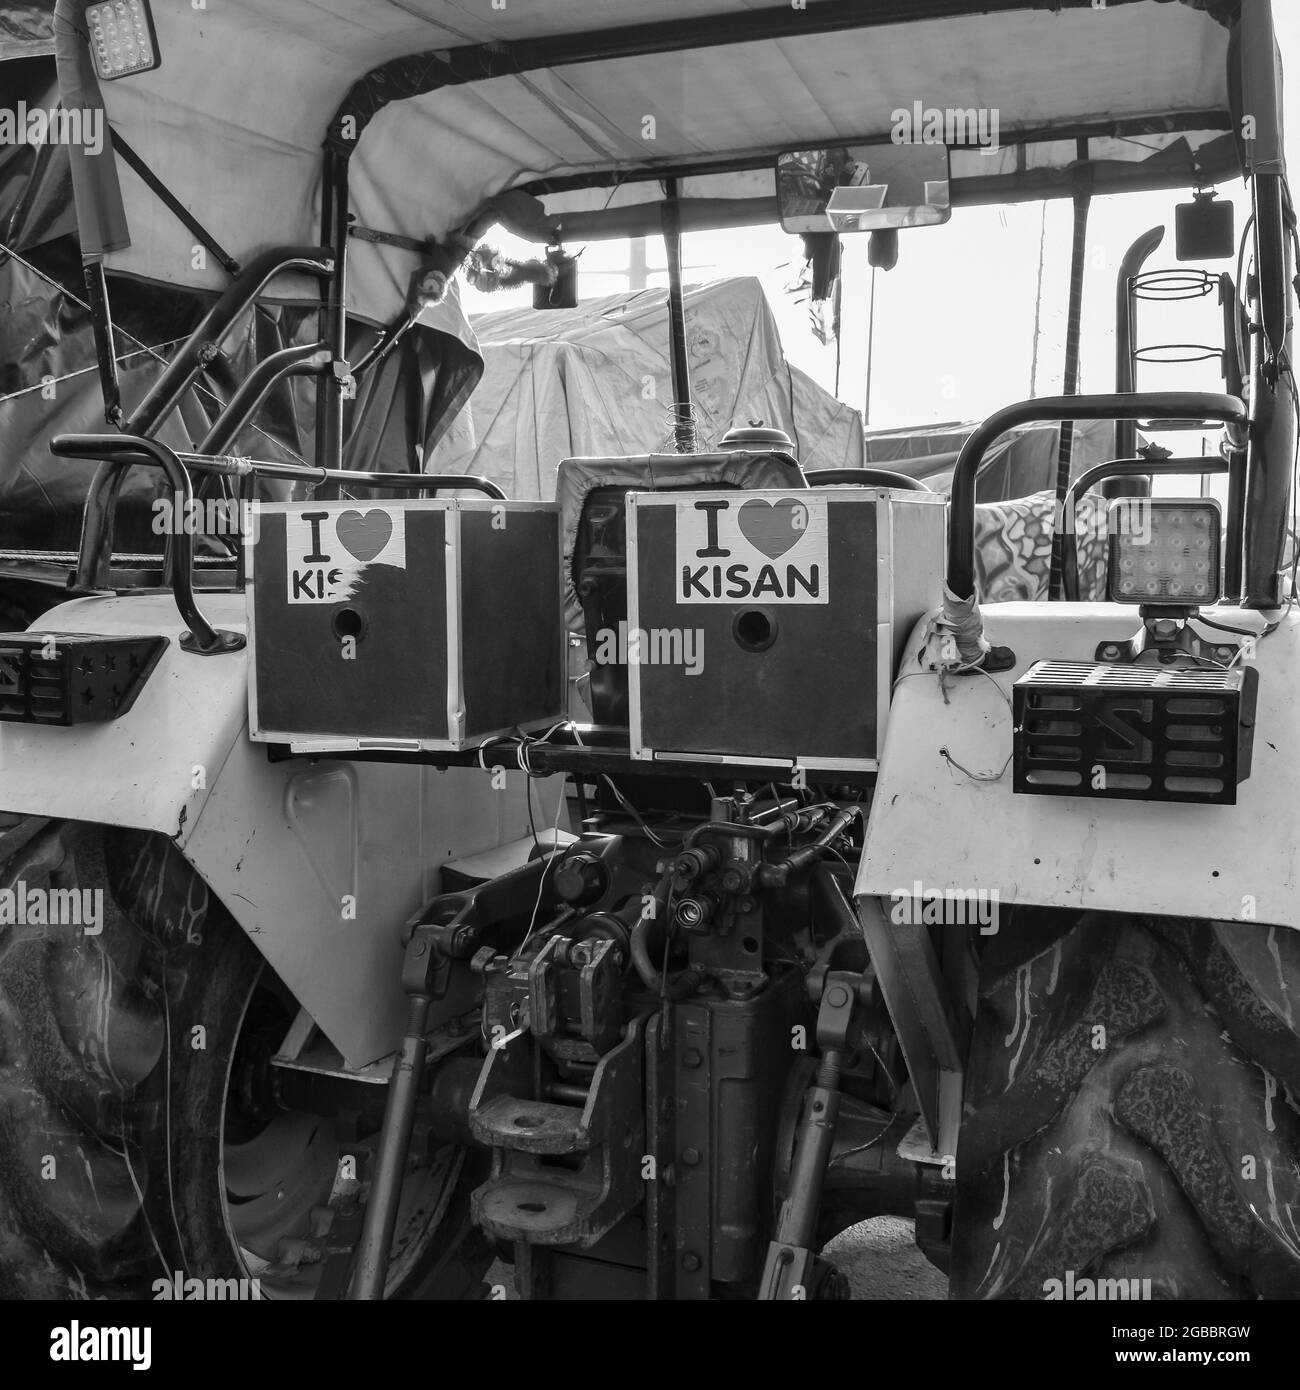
[{"x1": 218, "y1": 967, "x2": 466, "y2": 1299}]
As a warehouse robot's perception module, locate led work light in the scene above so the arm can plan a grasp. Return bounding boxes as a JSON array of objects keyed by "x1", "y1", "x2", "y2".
[
  {"x1": 1106, "y1": 497, "x2": 1221, "y2": 605},
  {"x1": 85, "y1": 0, "x2": 159, "y2": 81}
]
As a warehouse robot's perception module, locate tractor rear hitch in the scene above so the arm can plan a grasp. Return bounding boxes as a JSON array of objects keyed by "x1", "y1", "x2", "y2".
[{"x1": 348, "y1": 856, "x2": 558, "y2": 1298}]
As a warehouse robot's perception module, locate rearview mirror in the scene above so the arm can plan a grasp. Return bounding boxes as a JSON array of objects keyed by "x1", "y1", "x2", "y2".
[{"x1": 776, "y1": 143, "x2": 951, "y2": 235}]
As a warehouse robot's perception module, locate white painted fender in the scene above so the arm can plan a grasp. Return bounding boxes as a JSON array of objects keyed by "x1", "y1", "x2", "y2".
[
  {"x1": 0, "y1": 593, "x2": 558, "y2": 1065},
  {"x1": 858, "y1": 601, "x2": 1300, "y2": 931}
]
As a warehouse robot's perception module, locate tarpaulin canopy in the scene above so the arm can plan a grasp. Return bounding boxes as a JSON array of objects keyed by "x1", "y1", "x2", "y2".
[
  {"x1": 435, "y1": 278, "x2": 864, "y2": 498},
  {"x1": 0, "y1": 55, "x2": 483, "y2": 561},
  {"x1": 13, "y1": 0, "x2": 1243, "y2": 322}
]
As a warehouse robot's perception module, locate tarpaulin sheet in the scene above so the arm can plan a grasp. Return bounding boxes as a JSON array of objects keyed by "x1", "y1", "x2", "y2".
[
  {"x1": 0, "y1": 256, "x2": 483, "y2": 553},
  {"x1": 434, "y1": 277, "x2": 864, "y2": 498}
]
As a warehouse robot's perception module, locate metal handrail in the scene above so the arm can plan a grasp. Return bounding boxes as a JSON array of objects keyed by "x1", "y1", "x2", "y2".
[
  {"x1": 55, "y1": 432, "x2": 508, "y2": 647},
  {"x1": 946, "y1": 391, "x2": 1248, "y2": 600},
  {"x1": 123, "y1": 246, "x2": 335, "y2": 438},
  {"x1": 50, "y1": 435, "x2": 239, "y2": 654}
]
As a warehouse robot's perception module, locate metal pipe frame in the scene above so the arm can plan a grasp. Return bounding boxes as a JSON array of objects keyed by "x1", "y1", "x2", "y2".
[
  {"x1": 1243, "y1": 168, "x2": 1296, "y2": 606},
  {"x1": 1047, "y1": 148, "x2": 1092, "y2": 601},
  {"x1": 65, "y1": 429, "x2": 503, "y2": 607},
  {"x1": 193, "y1": 344, "x2": 332, "y2": 562},
  {"x1": 82, "y1": 259, "x2": 123, "y2": 427},
  {"x1": 50, "y1": 435, "x2": 243, "y2": 654},
  {"x1": 945, "y1": 391, "x2": 1248, "y2": 600},
  {"x1": 109, "y1": 127, "x2": 241, "y2": 278},
  {"x1": 1114, "y1": 227, "x2": 1166, "y2": 463},
  {"x1": 525, "y1": 114, "x2": 1235, "y2": 207},
  {"x1": 170, "y1": 452, "x2": 506, "y2": 499},
  {"x1": 1057, "y1": 455, "x2": 1232, "y2": 602},
  {"x1": 313, "y1": 152, "x2": 351, "y2": 496},
  {"x1": 71, "y1": 249, "x2": 337, "y2": 587},
  {"x1": 123, "y1": 245, "x2": 336, "y2": 438},
  {"x1": 324, "y1": 0, "x2": 1159, "y2": 154},
  {"x1": 196, "y1": 342, "x2": 332, "y2": 458},
  {"x1": 660, "y1": 179, "x2": 694, "y2": 452}
]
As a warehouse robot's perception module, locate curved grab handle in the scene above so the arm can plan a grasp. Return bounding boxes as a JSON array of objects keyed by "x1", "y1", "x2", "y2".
[
  {"x1": 51, "y1": 434, "x2": 243, "y2": 655},
  {"x1": 946, "y1": 391, "x2": 1247, "y2": 600}
]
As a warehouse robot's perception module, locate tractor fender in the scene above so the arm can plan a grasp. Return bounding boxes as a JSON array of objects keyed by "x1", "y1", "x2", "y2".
[
  {"x1": 858, "y1": 601, "x2": 1300, "y2": 931},
  {"x1": 0, "y1": 592, "x2": 550, "y2": 1066}
]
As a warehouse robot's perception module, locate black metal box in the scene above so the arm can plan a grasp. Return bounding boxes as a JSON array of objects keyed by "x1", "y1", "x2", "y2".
[
  {"x1": 1013, "y1": 659, "x2": 1257, "y2": 805},
  {"x1": 247, "y1": 499, "x2": 564, "y2": 752},
  {"x1": 626, "y1": 487, "x2": 946, "y2": 770}
]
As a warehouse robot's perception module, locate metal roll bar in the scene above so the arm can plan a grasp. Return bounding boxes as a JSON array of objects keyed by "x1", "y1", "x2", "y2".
[
  {"x1": 73, "y1": 246, "x2": 339, "y2": 589},
  {"x1": 51, "y1": 434, "x2": 242, "y2": 655},
  {"x1": 946, "y1": 391, "x2": 1248, "y2": 601},
  {"x1": 196, "y1": 343, "x2": 332, "y2": 459},
  {"x1": 124, "y1": 246, "x2": 336, "y2": 438},
  {"x1": 54, "y1": 432, "x2": 507, "y2": 650}
]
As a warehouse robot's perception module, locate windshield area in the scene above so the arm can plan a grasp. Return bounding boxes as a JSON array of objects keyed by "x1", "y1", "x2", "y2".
[{"x1": 452, "y1": 185, "x2": 1248, "y2": 475}]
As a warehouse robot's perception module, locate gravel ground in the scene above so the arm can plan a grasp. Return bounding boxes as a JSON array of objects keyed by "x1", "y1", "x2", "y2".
[
  {"x1": 486, "y1": 1217, "x2": 948, "y2": 1299},
  {"x1": 823, "y1": 1217, "x2": 949, "y2": 1299}
]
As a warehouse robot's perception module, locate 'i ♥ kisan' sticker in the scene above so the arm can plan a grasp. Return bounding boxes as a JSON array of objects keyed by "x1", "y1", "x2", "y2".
[{"x1": 674, "y1": 494, "x2": 829, "y2": 604}]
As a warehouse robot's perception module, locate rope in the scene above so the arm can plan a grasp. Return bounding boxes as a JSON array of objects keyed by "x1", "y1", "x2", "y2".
[{"x1": 0, "y1": 338, "x2": 189, "y2": 406}]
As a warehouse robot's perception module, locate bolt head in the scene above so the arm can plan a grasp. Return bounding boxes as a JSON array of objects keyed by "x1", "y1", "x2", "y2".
[
  {"x1": 682, "y1": 1147, "x2": 701, "y2": 1166},
  {"x1": 826, "y1": 985, "x2": 850, "y2": 1008},
  {"x1": 681, "y1": 1252, "x2": 701, "y2": 1272},
  {"x1": 682, "y1": 1048, "x2": 703, "y2": 1069}
]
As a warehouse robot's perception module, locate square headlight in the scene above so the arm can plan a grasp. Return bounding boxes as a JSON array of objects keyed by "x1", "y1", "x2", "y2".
[
  {"x1": 85, "y1": 0, "x2": 159, "y2": 81},
  {"x1": 1107, "y1": 497, "x2": 1221, "y2": 605}
]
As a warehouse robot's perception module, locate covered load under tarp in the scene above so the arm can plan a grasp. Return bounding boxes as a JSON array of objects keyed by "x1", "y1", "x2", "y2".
[{"x1": 435, "y1": 278, "x2": 865, "y2": 499}]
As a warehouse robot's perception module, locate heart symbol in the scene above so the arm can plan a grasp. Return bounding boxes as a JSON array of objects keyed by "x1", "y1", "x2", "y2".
[
  {"x1": 737, "y1": 497, "x2": 807, "y2": 560},
  {"x1": 336, "y1": 509, "x2": 393, "y2": 563}
]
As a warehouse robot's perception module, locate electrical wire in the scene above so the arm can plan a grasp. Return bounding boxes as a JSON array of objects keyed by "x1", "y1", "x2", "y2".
[
  {"x1": 0, "y1": 336, "x2": 190, "y2": 405},
  {"x1": 940, "y1": 746, "x2": 1014, "y2": 783},
  {"x1": 519, "y1": 784, "x2": 568, "y2": 951},
  {"x1": 1192, "y1": 613, "x2": 1276, "y2": 638},
  {"x1": 599, "y1": 775, "x2": 680, "y2": 849},
  {"x1": 893, "y1": 651, "x2": 1014, "y2": 777}
]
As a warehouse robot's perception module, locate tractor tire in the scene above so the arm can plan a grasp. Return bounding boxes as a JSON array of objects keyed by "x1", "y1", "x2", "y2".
[
  {"x1": 0, "y1": 819, "x2": 490, "y2": 1300},
  {"x1": 951, "y1": 909, "x2": 1300, "y2": 1300}
]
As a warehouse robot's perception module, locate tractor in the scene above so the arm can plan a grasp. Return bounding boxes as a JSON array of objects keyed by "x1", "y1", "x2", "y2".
[{"x1": 0, "y1": 0, "x2": 1295, "y2": 1302}]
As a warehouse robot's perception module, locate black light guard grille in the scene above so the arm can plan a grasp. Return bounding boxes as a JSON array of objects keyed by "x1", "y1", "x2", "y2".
[
  {"x1": 1013, "y1": 660, "x2": 1257, "y2": 806},
  {"x1": 0, "y1": 634, "x2": 167, "y2": 726}
]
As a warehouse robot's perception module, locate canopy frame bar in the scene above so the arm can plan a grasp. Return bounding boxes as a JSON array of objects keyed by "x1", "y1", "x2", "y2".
[{"x1": 323, "y1": 0, "x2": 1165, "y2": 153}]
